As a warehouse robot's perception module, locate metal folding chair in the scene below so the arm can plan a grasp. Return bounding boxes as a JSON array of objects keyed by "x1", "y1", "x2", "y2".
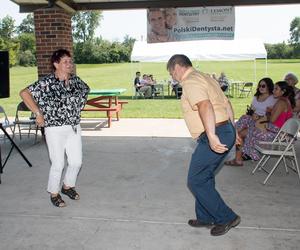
[
  {"x1": 0, "y1": 105, "x2": 15, "y2": 141},
  {"x1": 152, "y1": 84, "x2": 164, "y2": 99},
  {"x1": 170, "y1": 85, "x2": 182, "y2": 99},
  {"x1": 239, "y1": 82, "x2": 253, "y2": 98},
  {"x1": 12, "y1": 101, "x2": 39, "y2": 143},
  {"x1": 252, "y1": 118, "x2": 300, "y2": 185},
  {"x1": 132, "y1": 86, "x2": 145, "y2": 99}
]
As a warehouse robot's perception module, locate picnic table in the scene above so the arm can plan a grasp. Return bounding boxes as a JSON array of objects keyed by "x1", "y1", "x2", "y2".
[{"x1": 82, "y1": 88, "x2": 128, "y2": 128}]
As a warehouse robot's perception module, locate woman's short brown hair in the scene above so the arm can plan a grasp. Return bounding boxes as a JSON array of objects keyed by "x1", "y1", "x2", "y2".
[{"x1": 50, "y1": 49, "x2": 71, "y2": 71}]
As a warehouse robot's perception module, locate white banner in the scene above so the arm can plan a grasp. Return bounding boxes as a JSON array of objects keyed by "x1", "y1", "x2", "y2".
[{"x1": 147, "y1": 7, "x2": 235, "y2": 43}]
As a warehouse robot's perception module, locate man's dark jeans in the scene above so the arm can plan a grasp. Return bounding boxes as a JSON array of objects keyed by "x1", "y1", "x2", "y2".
[{"x1": 187, "y1": 122, "x2": 237, "y2": 224}]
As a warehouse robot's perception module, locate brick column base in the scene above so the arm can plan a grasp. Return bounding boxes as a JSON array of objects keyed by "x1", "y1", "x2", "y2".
[{"x1": 34, "y1": 7, "x2": 73, "y2": 78}]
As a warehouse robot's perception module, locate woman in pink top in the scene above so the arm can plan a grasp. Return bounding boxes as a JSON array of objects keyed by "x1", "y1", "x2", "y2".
[{"x1": 226, "y1": 81, "x2": 295, "y2": 165}]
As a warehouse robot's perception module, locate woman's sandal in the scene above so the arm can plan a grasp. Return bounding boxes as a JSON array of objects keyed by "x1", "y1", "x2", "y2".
[
  {"x1": 224, "y1": 160, "x2": 243, "y2": 167},
  {"x1": 61, "y1": 187, "x2": 80, "y2": 200},
  {"x1": 50, "y1": 194, "x2": 66, "y2": 207},
  {"x1": 242, "y1": 154, "x2": 252, "y2": 161}
]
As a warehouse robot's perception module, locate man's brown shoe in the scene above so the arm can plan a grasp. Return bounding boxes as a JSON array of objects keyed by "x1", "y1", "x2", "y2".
[
  {"x1": 188, "y1": 219, "x2": 215, "y2": 228},
  {"x1": 210, "y1": 215, "x2": 241, "y2": 236}
]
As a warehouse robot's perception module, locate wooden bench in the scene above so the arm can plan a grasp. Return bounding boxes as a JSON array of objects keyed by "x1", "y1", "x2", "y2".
[
  {"x1": 118, "y1": 101, "x2": 128, "y2": 107},
  {"x1": 83, "y1": 100, "x2": 128, "y2": 128},
  {"x1": 82, "y1": 89, "x2": 128, "y2": 128}
]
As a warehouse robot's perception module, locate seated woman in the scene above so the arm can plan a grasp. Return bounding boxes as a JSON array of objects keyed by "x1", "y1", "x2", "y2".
[
  {"x1": 235, "y1": 78, "x2": 276, "y2": 155},
  {"x1": 226, "y1": 81, "x2": 295, "y2": 166}
]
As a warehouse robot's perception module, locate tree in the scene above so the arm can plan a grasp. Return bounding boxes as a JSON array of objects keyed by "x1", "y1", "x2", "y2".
[
  {"x1": 5, "y1": 41, "x2": 19, "y2": 66},
  {"x1": 18, "y1": 33, "x2": 35, "y2": 52},
  {"x1": 289, "y1": 17, "x2": 300, "y2": 58},
  {"x1": 122, "y1": 35, "x2": 136, "y2": 62},
  {"x1": 0, "y1": 15, "x2": 16, "y2": 40},
  {"x1": 18, "y1": 32, "x2": 36, "y2": 66},
  {"x1": 72, "y1": 11, "x2": 102, "y2": 42},
  {"x1": 0, "y1": 15, "x2": 19, "y2": 66},
  {"x1": 17, "y1": 14, "x2": 34, "y2": 34},
  {"x1": 0, "y1": 37, "x2": 5, "y2": 50},
  {"x1": 289, "y1": 17, "x2": 300, "y2": 45},
  {"x1": 265, "y1": 42, "x2": 292, "y2": 59},
  {"x1": 122, "y1": 35, "x2": 135, "y2": 48},
  {"x1": 123, "y1": 35, "x2": 135, "y2": 50},
  {"x1": 19, "y1": 50, "x2": 36, "y2": 66}
]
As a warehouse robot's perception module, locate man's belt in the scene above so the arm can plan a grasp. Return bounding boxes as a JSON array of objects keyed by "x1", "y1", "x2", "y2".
[
  {"x1": 198, "y1": 120, "x2": 230, "y2": 138},
  {"x1": 215, "y1": 120, "x2": 229, "y2": 127}
]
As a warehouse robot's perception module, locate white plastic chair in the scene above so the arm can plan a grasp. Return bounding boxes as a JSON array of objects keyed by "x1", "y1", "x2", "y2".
[{"x1": 252, "y1": 118, "x2": 300, "y2": 185}]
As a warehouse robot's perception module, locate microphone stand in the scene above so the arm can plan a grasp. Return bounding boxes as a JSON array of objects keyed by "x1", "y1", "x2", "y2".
[{"x1": 0, "y1": 123, "x2": 32, "y2": 184}]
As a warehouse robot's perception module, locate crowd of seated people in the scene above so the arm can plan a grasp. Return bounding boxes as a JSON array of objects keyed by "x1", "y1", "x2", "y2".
[
  {"x1": 225, "y1": 76, "x2": 297, "y2": 166},
  {"x1": 134, "y1": 71, "x2": 157, "y2": 98}
]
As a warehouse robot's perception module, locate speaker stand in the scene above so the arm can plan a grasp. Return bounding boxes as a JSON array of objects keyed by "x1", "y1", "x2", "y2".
[{"x1": 0, "y1": 123, "x2": 32, "y2": 184}]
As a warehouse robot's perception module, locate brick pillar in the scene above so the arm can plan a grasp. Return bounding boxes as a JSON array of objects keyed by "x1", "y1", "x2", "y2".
[{"x1": 34, "y1": 7, "x2": 73, "y2": 78}]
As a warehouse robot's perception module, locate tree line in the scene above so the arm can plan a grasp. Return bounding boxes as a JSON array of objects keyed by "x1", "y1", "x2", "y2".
[
  {"x1": 265, "y1": 17, "x2": 300, "y2": 59},
  {"x1": 1, "y1": 12, "x2": 300, "y2": 66},
  {"x1": 0, "y1": 11, "x2": 135, "y2": 66}
]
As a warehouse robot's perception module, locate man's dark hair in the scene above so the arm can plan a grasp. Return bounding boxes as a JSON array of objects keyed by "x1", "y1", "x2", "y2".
[
  {"x1": 51, "y1": 49, "x2": 71, "y2": 71},
  {"x1": 167, "y1": 54, "x2": 192, "y2": 71},
  {"x1": 136, "y1": 71, "x2": 141, "y2": 75}
]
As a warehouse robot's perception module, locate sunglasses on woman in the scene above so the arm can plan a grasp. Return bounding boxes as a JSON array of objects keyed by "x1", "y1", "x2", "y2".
[{"x1": 259, "y1": 84, "x2": 266, "y2": 88}]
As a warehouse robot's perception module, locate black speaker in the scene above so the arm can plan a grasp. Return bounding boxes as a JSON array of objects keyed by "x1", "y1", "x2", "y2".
[{"x1": 0, "y1": 51, "x2": 10, "y2": 98}]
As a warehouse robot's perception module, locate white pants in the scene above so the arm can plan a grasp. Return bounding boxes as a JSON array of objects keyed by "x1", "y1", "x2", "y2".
[{"x1": 45, "y1": 124, "x2": 82, "y2": 193}]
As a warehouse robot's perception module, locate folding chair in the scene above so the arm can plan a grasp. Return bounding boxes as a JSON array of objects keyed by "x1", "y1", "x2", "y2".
[
  {"x1": 252, "y1": 118, "x2": 300, "y2": 185},
  {"x1": 132, "y1": 86, "x2": 145, "y2": 99},
  {"x1": 223, "y1": 84, "x2": 231, "y2": 98},
  {"x1": 0, "y1": 105, "x2": 15, "y2": 141},
  {"x1": 239, "y1": 82, "x2": 253, "y2": 98},
  {"x1": 152, "y1": 84, "x2": 164, "y2": 99},
  {"x1": 12, "y1": 101, "x2": 40, "y2": 143},
  {"x1": 170, "y1": 84, "x2": 182, "y2": 99}
]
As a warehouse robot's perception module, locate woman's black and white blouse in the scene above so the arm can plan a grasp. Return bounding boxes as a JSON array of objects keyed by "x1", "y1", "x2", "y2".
[{"x1": 27, "y1": 73, "x2": 90, "y2": 127}]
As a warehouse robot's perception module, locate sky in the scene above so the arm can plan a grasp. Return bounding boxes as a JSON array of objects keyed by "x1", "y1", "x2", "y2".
[{"x1": 1, "y1": 0, "x2": 300, "y2": 44}]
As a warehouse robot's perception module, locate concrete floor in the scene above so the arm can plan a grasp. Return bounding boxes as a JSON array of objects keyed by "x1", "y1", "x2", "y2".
[{"x1": 0, "y1": 118, "x2": 299, "y2": 250}]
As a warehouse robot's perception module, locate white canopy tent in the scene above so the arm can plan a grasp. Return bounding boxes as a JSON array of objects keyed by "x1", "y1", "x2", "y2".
[
  {"x1": 131, "y1": 39, "x2": 268, "y2": 82},
  {"x1": 131, "y1": 39, "x2": 267, "y2": 62}
]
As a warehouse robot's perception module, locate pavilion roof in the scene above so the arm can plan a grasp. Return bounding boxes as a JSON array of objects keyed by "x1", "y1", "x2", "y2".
[{"x1": 11, "y1": 0, "x2": 300, "y2": 13}]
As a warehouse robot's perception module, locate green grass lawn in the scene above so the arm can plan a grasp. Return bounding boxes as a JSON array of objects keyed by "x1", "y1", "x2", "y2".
[{"x1": 1, "y1": 59, "x2": 299, "y2": 119}]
